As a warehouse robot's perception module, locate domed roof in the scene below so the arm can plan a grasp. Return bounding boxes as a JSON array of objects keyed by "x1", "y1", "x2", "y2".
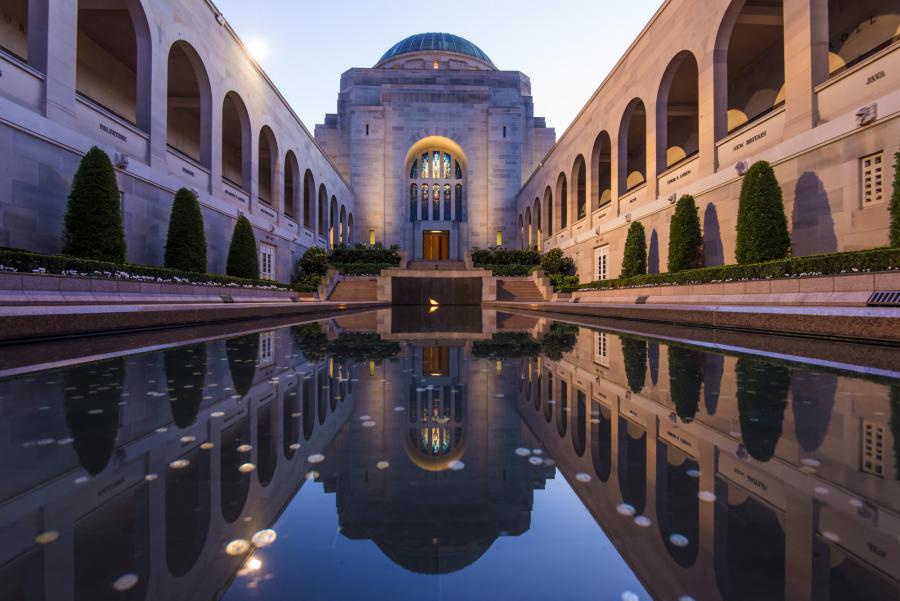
[{"x1": 377, "y1": 33, "x2": 496, "y2": 69}]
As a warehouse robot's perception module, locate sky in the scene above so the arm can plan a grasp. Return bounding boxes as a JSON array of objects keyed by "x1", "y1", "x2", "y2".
[{"x1": 213, "y1": 0, "x2": 663, "y2": 136}]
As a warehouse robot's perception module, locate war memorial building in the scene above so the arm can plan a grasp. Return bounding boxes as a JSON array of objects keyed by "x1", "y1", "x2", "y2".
[{"x1": 0, "y1": 0, "x2": 896, "y2": 279}]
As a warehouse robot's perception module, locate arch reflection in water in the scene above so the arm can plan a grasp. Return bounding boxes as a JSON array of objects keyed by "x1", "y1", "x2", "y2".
[
  {"x1": 166, "y1": 445, "x2": 210, "y2": 577},
  {"x1": 220, "y1": 417, "x2": 252, "y2": 523}
]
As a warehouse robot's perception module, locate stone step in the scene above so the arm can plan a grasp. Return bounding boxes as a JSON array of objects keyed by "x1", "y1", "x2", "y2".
[
  {"x1": 328, "y1": 279, "x2": 378, "y2": 301},
  {"x1": 496, "y1": 279, "x2": 545, "y2": 302}
]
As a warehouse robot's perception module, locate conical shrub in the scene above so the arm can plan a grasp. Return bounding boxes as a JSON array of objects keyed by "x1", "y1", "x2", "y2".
[
  {"x1": 621, "y1": 336, "x2": 647, "y2": 393},
  {"x1": 736, "y1": 356, "x2": 789, "y2": 462},
  {"x1": 621, "y1": 221, "x2": 647, "y2": 278},
  {"x1": 165, "y1": 188, "x2": 207, "y2": 273},
  {"x1": 62, "y1": 146, "x2": 126, "y2": 262},
  {"x1": 667, "y1": 194, "x2": 703, "y2": 272},
  {"x1": 890, "y1": 151, "x2": 900, "y2": 248},
  {"x1": 735, "y1": 160, "x2": 791, "y2": 264},
  {"x1": 226, "y1": 215, "x2": 259, "y2": 279}
]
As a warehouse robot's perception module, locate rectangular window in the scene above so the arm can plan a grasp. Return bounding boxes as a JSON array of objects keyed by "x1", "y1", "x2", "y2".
[
  {"x1": 594, "y1": 331, "x2": 609, "y2": 367},
  {"x1": 369, "y1": 229, "x2": 376, "y2": 245},
  {"x1": 861, "y1": 152, "x2": 884, "y2": 206},
  {"x1": 259, "y1": 243, "x2": 275, "y2": 281},
  {"x1": 594, "y1": 245, "x2": 609, "y2": 281},
  {"x1": 861, "y1": 420, "x2": 884, "y2": 477},
  {"x1": 258, "y1": 331, "x2": 275, "y2": 367},
  {"x1": 496, "y1": 230, "x2": 503, "y2": 246}
]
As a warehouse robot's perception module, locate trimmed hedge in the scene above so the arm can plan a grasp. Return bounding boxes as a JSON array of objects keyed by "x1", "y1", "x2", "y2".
[
  {"x1": 891, "y1": 151, "x2": 900, "y2": 248},
  {"x1": 329, "y1": 243, "x2": 401, "y2": 265},
  {"x1": 567, "y1": 247, "x2": 900, "y2": 293},
  {"x1": 332, "y1": 262, "x2": 396, "y2": 276},
  {"x1": 540, "y1": 248, "x2": 574, "y2": 275},
  {"x1": 471, "y1": 247, "x2": 541, "y2": 266},
  {"x1": 549, "y1": 274, "x2": 579, "y2": 290},
  {"x1": 226, "y1": 215, "x2": 259, "y2": 280},
  {"x1": 0, "y1": 249, "x2": 291, "y2": 289},
  {"x1": 477, "y1": 263, "x2": 535, "y2": 276},
  {"x1": 63, "y1": 146, "x2": 126, "y2": 263},
  {"x1": 667, "y1": 194, "x2": 703, "y2": 272},
  {"x1": 621, "y1": 221, "x2": 647, "y2": 278},
  {"x1": 300, "y1": 246, "x2": 328, "y2": 276},
  {"x1": 293, "y1": 274, "x2": 322, "y2": 292},
  {"x1": 735, "y1": 160, "x2": 791, "y2": 264},
  {"x1": 165, "y1": 188, "x2": 207, "y2": 273}
]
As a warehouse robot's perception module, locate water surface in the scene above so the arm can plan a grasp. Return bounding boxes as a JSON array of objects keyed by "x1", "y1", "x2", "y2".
[{"x1": 0, "y1": 309, "x2": 898, "y2": 601}]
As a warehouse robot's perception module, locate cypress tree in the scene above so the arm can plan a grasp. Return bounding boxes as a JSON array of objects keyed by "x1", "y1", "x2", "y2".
[
  {"x1": 621, "y1": 221, "x2": 647, "y2": 278},
  {"x1": 735, "y1": 160, "x2": 791, "y2": 264},
  {"x1": 890, "y1": 151, "x2": 900, "y2": 248},
  {"x1": 62, "y1": 146, "x2": 126, "y2": 263},
  {"x1": 164, "y1": 343, "x2": 208, "y2": 429},
  {"x1": 63, "y1": 358, "x2": 125, "y2": 476},
  {"x1": 164, "y1": 188, "x2": 207, "y2": 273},
  {"x1": 226, "y1": 215, "x2": 259, "y2": 279},
  {"x1": 667, "y1": 194, "x2": 703, "y2": 272},
  {"x1": 226, "y1": 333, "x2": 259, "y2": 398}
]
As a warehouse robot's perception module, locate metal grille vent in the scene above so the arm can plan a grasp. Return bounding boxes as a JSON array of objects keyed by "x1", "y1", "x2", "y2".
[{"x1": 867, "y1": 291, "x2": 900, "y2": 307}]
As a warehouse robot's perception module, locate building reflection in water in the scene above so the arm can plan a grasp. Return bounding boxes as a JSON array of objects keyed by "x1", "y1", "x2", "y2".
[{"x1": 0, "y1": 311, "x2": 897, "y2": 600}]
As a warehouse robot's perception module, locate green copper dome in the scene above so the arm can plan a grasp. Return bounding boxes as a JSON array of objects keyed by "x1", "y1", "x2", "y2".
[{"x1": 377, "y1": 33, "x2": 496, "y2": 68}]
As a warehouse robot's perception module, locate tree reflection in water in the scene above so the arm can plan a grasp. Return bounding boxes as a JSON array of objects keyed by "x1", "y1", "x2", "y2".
[
  {"x1": 63, "y1": 357, "x2": 125, "y2": 476},
  {"x1": 736, "y1": 357, "x2": 790, "y2": 462},
  {"x1": 164, "y1": 343, "x2": 208, "y2": 429}
]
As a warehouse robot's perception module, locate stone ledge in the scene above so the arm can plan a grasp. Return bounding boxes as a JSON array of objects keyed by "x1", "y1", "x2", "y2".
[
  {"x1": 486, "y1": 301, "x2": 900, "y2": 343},
  {"x1": 569, "y1": 272, "x2": 892, "y2": 307},
  {"x1": 0, "y1": 271, "x2": 298, "y2": 305},
  {"x1": 0, "y1": 301, "x2": 388, "y2": 343}
]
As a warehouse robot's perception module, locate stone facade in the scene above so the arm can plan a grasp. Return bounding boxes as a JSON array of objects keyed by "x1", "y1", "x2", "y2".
[
  {"x1": 515, "y1": 0, "x2": 900, "y2": 281},
  {"x1": 316, "y1": 35, "x2": 555, "y2": 260},
  {"x1": 0, "y1": 0, "x2": 354, "y2": 283}
]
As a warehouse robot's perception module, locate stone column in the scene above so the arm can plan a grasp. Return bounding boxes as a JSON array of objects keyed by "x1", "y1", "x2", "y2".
[
  {"x1": 39, "y1": 0, "x2": 77, "y2": 126},
  {"x1": 645, "y1": 99, "x2": 660, "y2": 201},
  {"x1": 697, "y1": 54, "x2": 718, "y2": 176},
  {"x1": 783, "y1": 0, "x2": 829, "y2": 136}
]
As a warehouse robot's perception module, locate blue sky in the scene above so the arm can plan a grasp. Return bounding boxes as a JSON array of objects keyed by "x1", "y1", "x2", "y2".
[{"x1": 213, "y1": 0, "x2": 663, "y2": 135}]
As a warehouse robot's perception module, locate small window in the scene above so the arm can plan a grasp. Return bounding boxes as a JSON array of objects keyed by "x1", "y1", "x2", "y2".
[
  {"x1": 594, "y1": 331, "x2": 609, "y2": 367},
  {"x1": 861, "y1": 420, "x2": 884, "y2": 477},
  {"x1": 861, "y1": 152, "x2": 884, "y2": 206},
  {"x1": 258, "y1": 331, "x2": 275, "y2": 367},
  {"x1": 369, "y1": 229, "x2": 376, "y2": 245},
  {"x1": 259, "y1": 243, "x2": 275, "y2": 281},
  {"x1": 365, "y1": 123, "x2": 369, "y2": 136},
  {"x1": 502, "y1": 126, "x2": 507, "y2": 138},
  {"x1": 594, "y1": 245, "x2": 609, "y2": 281},
  {"x1": 496, "y1": 230, "x2": 503, "y2": 246},
  {"x1": 433, "y1": 59, "x2": 439, "y2": 70}
]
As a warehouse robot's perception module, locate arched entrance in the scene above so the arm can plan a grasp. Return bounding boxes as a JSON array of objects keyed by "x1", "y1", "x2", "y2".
[{"x1": 405, "y1": 136, "x2": 467, "y2": 260}]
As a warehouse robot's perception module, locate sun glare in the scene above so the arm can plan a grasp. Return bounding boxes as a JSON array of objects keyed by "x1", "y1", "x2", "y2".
[{"x1": 245, "y1": 37, "x2": 269, "y2": 62}]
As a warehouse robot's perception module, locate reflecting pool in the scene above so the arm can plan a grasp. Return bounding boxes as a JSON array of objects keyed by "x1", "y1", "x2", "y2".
[{"x1": 0, "y1": 309, "x2": 898, "y2": 600}]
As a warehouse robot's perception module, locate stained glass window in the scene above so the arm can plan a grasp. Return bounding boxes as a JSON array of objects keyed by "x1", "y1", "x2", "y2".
[
  {"x1": 432, "y1": 184, "x2": 441, "y2": 218},
  {"x1": 409, "y1": 184, "x2": 417, "y2": 222},
  {"x1": 421, "y1": 184, "x2": 429, "y2": 220},
  {"x1": 455, "y1": 161, "x2": 462, "y2": 179},
  {"x1": 443, "y1": 184, "x2": 452, "y2": 220},
  {"x1": 443, "y1": 153, "x2": 451, "y2": 179},
  {"x1": 421, "y1": 153, "x2": 429, "y2": 179},
  {"x1": 455, "y1": 184, "x2": 463, "y2": 222},
  {"x1": 410, "y1": 160, "x2": 418, "y2": 179},
  {"x1": 432, "y1": 151, "x2": 440, "y2": 179}
]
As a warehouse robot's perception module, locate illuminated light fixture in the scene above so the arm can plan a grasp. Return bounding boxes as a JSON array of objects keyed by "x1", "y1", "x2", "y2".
[{"x1": 428, "y1": 297, "x2": 440, "y2": 314}]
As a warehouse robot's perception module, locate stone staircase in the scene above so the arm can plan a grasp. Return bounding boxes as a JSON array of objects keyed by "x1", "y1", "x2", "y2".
[
  {"x1": 406, "y1": 260, "x2": 468, "y2": 271},
  {"x1": 328, "y1": 278, "x2": 378, "y2": 301},
  {"x1": 496, "y1": 278, "x2": 546, "y2": 302}
]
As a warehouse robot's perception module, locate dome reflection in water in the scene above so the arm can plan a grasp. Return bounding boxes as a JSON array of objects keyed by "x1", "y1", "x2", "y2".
[{"x1": 0, "y1": 309, "x2": 897, "y2": 600}]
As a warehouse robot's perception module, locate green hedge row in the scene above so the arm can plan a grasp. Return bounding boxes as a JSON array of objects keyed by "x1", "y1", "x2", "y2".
[
  {"x1": 329, "y1": 244, "x2": 401, "y2": 265},
  {"x1": 332, "y1": 262, "x2": 396, "y2": 276},
  {"x1": 476, "y1": 263, "x2": 536, "y2": 276},
  {"x1": 565, "y1": 247, "x2": 900, "y2": 293},
  {"x1": 0, "y1": 249, "x2": 292, "y2": 290},
  {"x1": 471, "y1": 247, "x2": 541, "y2": 266}
]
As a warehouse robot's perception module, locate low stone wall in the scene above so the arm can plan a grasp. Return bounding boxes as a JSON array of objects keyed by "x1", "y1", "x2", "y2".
[
  {"x1": 569, "y1": 272, "x2": 899, "y2": 307},
  {"x1": 0, "y1": 272, "x2": 299, "y2": 305}
]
